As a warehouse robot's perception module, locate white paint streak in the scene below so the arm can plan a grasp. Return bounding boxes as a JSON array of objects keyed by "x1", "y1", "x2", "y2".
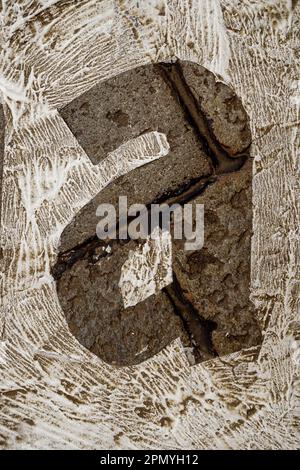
[
  {"x1": 0, "y1": 0, "x2": 299, "y2": 451},
  {"x1": 119, "y1": 227, "x2": 173, "y2": 309}
]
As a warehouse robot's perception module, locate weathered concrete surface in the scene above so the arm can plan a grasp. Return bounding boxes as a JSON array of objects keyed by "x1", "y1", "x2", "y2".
[
  {"x1": 173, "y1": 160, "x2": 261, "y2": 357},
  {"x1": 57, "y1": 239, "x2": 189, "y2": 366},
  {"x1": 54, "y1": 61, "x2": 259, "y2": 366},
  {"x1": 59, "y1": 62, "x2": 251, "y2": 252},
  {"x1": 180, "y1": 61, "x2": 251, "y2": 156},
  {"x1": 59, "y1": 63, "x2": 213, "y2": 252}
]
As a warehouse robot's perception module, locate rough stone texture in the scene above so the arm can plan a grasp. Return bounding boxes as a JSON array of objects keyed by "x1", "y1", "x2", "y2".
[
  {"x1": 59, "y1": 63, "x2": 214, "y2": 252},
  {"x1": 57, "y1": 239, "x2": 189, "y2": 366},
  {"x1": 54, "y1": 61, "x2": 260, "y2": 366},
  {"x1": 173, "y1": 160, "x2": 261, "y2": 357},
  {"x1": 60, "y1": 61, "x2": 250, "y2": 163},
  {"x1": 180, "y1": 61, "x2": 251, "y2": 156},
  {"x1": 58, "y1": 61, "x2": 251, "y2": 252}
]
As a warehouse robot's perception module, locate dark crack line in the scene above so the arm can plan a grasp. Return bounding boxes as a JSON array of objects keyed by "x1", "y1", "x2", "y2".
[
  {"x1": 52, "y1": 174, "x2": 216, "y2": 279},
  {"x1": 163, "y1": 273, "x2": 218, "y2": 363},
  {"x1": 53, "y1": 61, "x2": 253, "y2": 365},
  {"x1": 152, "y1": 174, "x2": 216, "y2": 206},
  {"x1": 52, "y1": 174, "x2": 219, "y2": 364},
  {"x1": 156, "y1": 61, "x2": 249, "y2": 174}
]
